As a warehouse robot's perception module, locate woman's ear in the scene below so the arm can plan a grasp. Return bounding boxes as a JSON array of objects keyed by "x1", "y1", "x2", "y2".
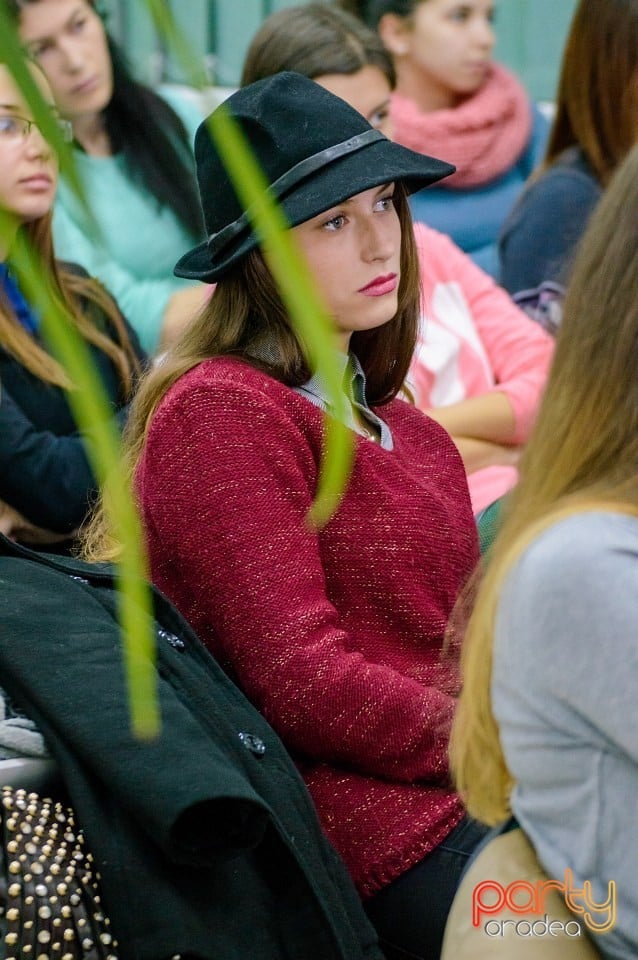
[{"x1": 378, "y1": 12, "x2": 412, "y2": 57}]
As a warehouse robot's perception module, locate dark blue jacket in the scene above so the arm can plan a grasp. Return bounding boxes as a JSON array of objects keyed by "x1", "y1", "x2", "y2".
[
  {"x1": 499, "y1": 147, "x2": 602, "y2": 295},
  {"x1": 0, "y1": 263, "x2": 145, "y2": 534}
]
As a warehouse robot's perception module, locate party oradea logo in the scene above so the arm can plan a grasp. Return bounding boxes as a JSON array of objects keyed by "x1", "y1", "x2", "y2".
[{"x1": 472, "y1": 870, "x2": 616, "y2": 940}]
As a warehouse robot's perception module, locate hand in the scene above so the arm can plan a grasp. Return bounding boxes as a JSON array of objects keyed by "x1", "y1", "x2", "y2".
[
  {"x1": 159, "y1": 284, "x2": 214, "y2": 350},
  {"x1": 0, "y1": 499, "x2": 75, "y2": 546}
]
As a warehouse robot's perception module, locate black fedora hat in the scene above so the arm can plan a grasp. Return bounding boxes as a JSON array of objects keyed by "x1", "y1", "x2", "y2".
[{"x1": 174, "y1": 71, "x2": 455, "y2": 283}]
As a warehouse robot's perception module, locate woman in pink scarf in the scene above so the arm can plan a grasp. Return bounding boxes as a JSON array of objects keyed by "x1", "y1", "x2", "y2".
[{"x1": 339, "y1": 0, "x2": 549, "y2": 277}]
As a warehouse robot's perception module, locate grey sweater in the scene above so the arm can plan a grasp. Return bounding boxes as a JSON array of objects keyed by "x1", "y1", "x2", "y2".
[{"x1": 492, "y1": 511, "x2": 638, "y2": 959}]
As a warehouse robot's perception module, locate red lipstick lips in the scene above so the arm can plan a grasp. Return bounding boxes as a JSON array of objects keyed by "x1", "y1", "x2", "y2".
[{"x1": 358, "y1": 273, "x2": 398, "y2": 296}]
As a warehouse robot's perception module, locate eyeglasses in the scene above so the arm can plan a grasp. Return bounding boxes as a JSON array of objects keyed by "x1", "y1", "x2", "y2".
[{"x1": 0, "y1": 113, "x2": 74, "y2": 145}]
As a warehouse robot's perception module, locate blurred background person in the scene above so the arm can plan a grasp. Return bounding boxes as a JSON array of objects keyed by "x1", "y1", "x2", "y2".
[
  {"x1": 8, "y1": 0, "x2": 211, "y2": 354},
  {"x1": 499, "y1": 0, "x2": 638, "y2": 300},
  {"x1": 452, "y1": 141, "x2": 638, "y2": 960},
  {"x1": 0, "y1": 57, "x2": 143, "y2": 548},
  {"x1": 338, "y1": 0, "x2": 549, "y2": 277}
]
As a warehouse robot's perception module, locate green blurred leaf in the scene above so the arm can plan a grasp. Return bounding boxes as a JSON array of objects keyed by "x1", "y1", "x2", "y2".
[
  {"x1": 1, "y1": 11, "x2": 157, "y2": 737},
  {"x1": 1, "y1": 0, "x2": 357, "y2": 749},
  {"x1": 6, "y1": 224, "x2": 159, "y2": 740},
  {"x1": 16, "y1": 240, "x2": 159, "y2": 738}
]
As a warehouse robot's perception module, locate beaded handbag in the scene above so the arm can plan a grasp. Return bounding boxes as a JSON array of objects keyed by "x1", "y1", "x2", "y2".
[{"x1": 0, "y1": 786, "x2": 118, "y2": 959}]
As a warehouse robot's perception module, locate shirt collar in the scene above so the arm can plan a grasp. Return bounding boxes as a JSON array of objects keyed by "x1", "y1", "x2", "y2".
[{"x1": 248, "y1": 335, "x2": 393, "y2": 450}]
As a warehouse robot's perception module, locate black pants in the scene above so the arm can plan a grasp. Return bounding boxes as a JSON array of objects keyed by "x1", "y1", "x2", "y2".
[{"x1": 364, "y1": 816, "x2": 488, "y2": 960}]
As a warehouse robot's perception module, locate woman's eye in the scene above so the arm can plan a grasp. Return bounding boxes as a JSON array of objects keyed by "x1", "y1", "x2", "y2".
[
  {"x1": 375, "y1": 195, "x2": 395, "y2": 212},
  {"x1": 323, "y1": 215, "x2": 346, "y2": 231},
  {"x1": 70, "y1": 16, "x2": 87, "y2": 33},
  {"x1": 29, "y1": 41, "x2": 53, "y2": 58},
  {"x1": 369, "y1": 107, "x2": 390, "y2": 130},
  {"x1": 0, "y1": 116, "x2": 20, "y2": 136},
  {"x1": 449, "y1": 4, "x2": 495, "y2": 23}
]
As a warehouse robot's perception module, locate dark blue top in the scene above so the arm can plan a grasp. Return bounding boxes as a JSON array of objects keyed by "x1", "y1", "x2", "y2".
[
  {"x1": 498, "y1": 147, "x2": 602, "y2": 295},
  {"x1": 0, "y1": 263, "x2": 39, "y2": 334},
  {"x1": 0, "y1": 263, "x2": 145, "y2": 535}
]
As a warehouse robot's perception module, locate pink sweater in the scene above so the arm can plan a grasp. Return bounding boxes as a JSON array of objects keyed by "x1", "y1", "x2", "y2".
[
  {"x1": 411, "y1": 223, "x2": 554, "y2": 512},
  {"x1": 137, "y1": 357, "x2": 479, "y2": 897}
]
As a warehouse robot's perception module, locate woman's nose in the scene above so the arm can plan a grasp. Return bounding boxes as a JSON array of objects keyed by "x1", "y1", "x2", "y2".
[
  {"x1": 474, "y1": 15, "x2": 495, "y2": 51},
  {"x1": 24, "y1": 124, "x2": 53, "y2": 160},
  {"x1": 59, "y1": 40, "x2": 85, "y2": 73},
  {"x1": 361, "y1": 218, "x2": 396, "y2": 262}
]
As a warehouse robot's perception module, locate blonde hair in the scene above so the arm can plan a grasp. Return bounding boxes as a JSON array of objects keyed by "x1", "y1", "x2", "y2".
[
  {"x1": 450, "y1": 143, "x2": 638, "y2": 825},
  {"x1": 2, "y1": 214, "x2": 141, "y2": 396}
]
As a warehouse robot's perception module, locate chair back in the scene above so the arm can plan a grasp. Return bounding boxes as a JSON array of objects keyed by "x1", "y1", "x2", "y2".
[{"x1": 441, "y1": 827, "x2": 602, "y2": 958}]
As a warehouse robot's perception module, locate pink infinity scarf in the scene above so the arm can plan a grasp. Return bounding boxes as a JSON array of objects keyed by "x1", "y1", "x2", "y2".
[{"x1": 391, "y1": 62, "x2": 533, "y2": 189}]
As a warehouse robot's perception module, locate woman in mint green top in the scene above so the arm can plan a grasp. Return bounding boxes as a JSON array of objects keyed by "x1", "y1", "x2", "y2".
[{"x1": 11, "y1": 0, "x2": 209, "y2": 354}]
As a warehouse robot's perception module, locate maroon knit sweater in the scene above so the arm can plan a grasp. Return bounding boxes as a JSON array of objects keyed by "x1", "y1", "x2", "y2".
[{"x1": 137, "y1": 357, "x2": 479, "y2": 897}]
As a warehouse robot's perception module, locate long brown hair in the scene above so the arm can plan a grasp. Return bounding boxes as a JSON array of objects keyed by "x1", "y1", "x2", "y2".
[
  {"x1": 82, "y1": 184, "x2": 420, "y2": 562},
  {"x1": 241, "y1": 3, "x2": 396, "y2": 88},
  {"x1": 1, "y1": 212, "x2": 141, "y2": 396},
  {"x1": 543, "y1": 0, "x2": 638, "y2": 185},
  {"x1": 450, "y1": 143, "x2": 638, "y2": 825}
]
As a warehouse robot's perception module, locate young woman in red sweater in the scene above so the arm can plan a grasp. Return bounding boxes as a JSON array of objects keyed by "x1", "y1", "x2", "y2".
[{"x1": 85, "y1": 72, "x2": 484, "y2": 960}]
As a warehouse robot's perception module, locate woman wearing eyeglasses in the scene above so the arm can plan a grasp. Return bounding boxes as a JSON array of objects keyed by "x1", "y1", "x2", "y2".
[
  {"x1": 9, "y1": 0, "x2": 210, "y2": 355},
  {"x1": 0, "y1": 59, "x2": 143, "y2": 548}
]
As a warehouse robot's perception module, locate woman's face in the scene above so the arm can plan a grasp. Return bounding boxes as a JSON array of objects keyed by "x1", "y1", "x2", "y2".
[
  {"x1": 392, "y1": 0, "x2": 495, "y2": 101},
  {"x1": 18, "y1": 0, "x2": 113, "y2": 125},
  {"x1": 0, "y1": 63, "x2": 58, "y2": 230},
  {"x1": 315, "y1": 66, "x2": 393, "y2": 139},
  {"x1": 292, "y1": 183, "x2": 402, "y2": 350}
]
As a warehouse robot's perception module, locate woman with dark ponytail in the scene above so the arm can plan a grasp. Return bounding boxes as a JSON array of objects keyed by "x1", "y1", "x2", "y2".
[{"x1": 10, "y1": 0, "x2": 209, "y2": 353}]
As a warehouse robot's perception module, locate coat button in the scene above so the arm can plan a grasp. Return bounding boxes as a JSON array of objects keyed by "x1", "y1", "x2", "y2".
[
  {"x1": 238, "y1": 732, "x2": 266, "y2": 757},
  {"x1": 157, "y1": 627, "x2": 185, "y2": 651}
]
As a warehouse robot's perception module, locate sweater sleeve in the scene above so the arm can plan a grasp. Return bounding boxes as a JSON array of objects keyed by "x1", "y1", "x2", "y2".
[
  {"x1": 415, "y1": 225, "x2": 554, "y2": 443},
  {"x1": 52, "y1": 204, "x2": 197, "y2": 355},
  {"x1": 0, "y1": 382, "x2": 98, "y2": 532},
  {"x1": 141, "y1": 379, "x2": 456, "y2": 785},
  {"x1": 498, "y1": 166, "x2": 602, "y2": 294},
  {"x1": 495, "y1": 512, "x2": 638, "y2": 762}
]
